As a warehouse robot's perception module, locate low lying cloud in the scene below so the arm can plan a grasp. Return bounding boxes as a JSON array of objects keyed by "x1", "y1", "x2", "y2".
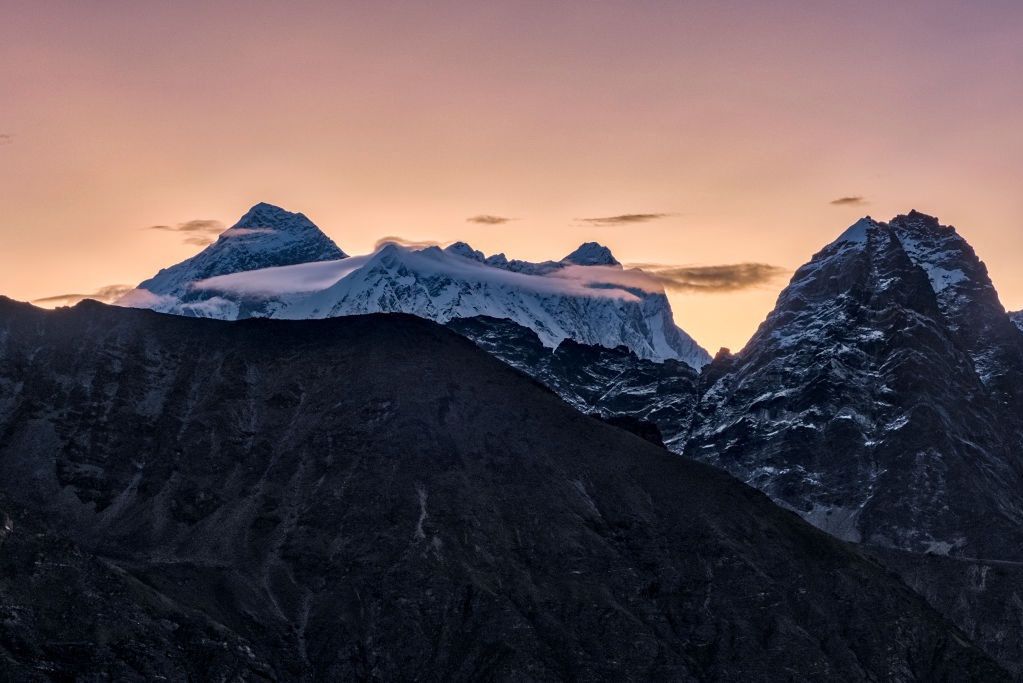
[
  {"x1": 146, "y1": 219, "x2": 225, "y2": 246},
  {"x1": 33, "y1": 284, "x2": 135, "y2": 307},
  {"x1": 830, "y1": 196, "x2": 866, "y2": 206},
  {"x1": 627, "y1": 263, "x2": 788, "y2": 293},
  {"x1": 373, "y1": 236, "x2": 443, "y2": 250},
  {"x1": 222, "y1": 227, "x2": 274, "y2": 237},
  {"x1": 193, "y1": 245, "x2": 644, "y2": 303},
  {"x1": 467, "y1": 214, "x2": 514, "y2": 225},
  {"x1": 579, "y1": 213, "x2": 674, "y2": 226},
  {"x1": 115, "y1": 289, "x2": 179, "y2": 310}
]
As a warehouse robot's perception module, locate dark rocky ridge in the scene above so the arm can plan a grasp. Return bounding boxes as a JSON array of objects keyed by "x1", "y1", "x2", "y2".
[
  {"x1": 0, "y1": 298, "x2": 1005, "y2": 680},
  {"x1": 446, "y1": 316, "x2": 700, "y2": 451},
  {"x1": 688, "y1": 215, "x2": 1023, "y2": 560},
  {"x1": 889, "y1": 212, "x2": 1023, "y2": 418}
]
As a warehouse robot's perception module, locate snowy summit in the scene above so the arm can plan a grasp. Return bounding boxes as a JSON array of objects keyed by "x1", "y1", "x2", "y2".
[{"x1": 120, "y1": 203, "x2": 711, "y2": 367}]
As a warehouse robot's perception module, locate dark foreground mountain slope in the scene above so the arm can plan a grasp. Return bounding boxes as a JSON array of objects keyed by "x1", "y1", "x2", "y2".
[
  {"x1": 866, "y1": 547, "x2": 1023, "y2": 677},
  {"x1": 0, "y1": 493, "x2": 277, "y2": 679},
  {"x1": 0, "y1": 298, "x2": 1006, "y2": 680}
]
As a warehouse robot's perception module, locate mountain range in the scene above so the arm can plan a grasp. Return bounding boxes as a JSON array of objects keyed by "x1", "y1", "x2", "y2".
[
  {"x1": 0, "y1": 299, "x2": 1006, "y2": 679},
  {"x1": 121, "y1": 204, "x2": 709, "y2": 367},
  {"x1": 4, "y1": 202, "x2": 1023, "y2": 675},
  {"x1": 117, "y1": 204, "x2": 1023, "y2": 557}
]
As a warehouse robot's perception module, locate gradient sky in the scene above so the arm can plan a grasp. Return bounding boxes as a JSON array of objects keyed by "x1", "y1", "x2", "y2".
[{"x1": 2, "y1": 0, "x2": 1022, "y2": 352}]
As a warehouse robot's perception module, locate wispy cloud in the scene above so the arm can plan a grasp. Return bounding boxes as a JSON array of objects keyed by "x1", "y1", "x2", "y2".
[
  {"x1": 373, "y1": 235, "x2": 444, "y2": 250},
  {"x1": 579, "y1": 213, "x2": 674, "y2": 226},
  {"x1": 627, "y1": 263, "x2": 788, "y2": 293},
  {"x1": 467, "y1": 214, "x2": 514, "y2": 225},
  {"x1": 145, "y1": 219, "x2": 224, "y2": 246},
  {"x1": 0, "y1": 134, "x2": 12, "y2": 146},
  {"x1": 33, "y1": 284, "x2": 135, "y2": 307},
  {"x1": 829, "y1": 196, "x2": 866, "y2": 206}
]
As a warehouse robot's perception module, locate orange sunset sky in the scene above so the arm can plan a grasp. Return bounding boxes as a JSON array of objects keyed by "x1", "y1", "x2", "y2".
[{"x1": 2, "y1": 1, "x2": 1022, "y2": 352}]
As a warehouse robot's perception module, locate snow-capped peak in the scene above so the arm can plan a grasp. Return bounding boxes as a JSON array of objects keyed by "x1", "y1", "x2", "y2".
[
  {"x1": 833, "y1": 217, "x2": 877, "y2": 246},
  {"x1": 444, "y1": 241, "x2": 486, "y2": 262},
  {"x1": 128, "y1": 203, "x2": 347, "y2": 298},
  {"x1": 562, "y1": 242, "x2": 620, "y2": 267},
  {"x1": 233, "y1": 202, "x2": 322, "y2": 233},
  {"x1": 120, "y1": 204, "x2": 710, "y2": 366}
]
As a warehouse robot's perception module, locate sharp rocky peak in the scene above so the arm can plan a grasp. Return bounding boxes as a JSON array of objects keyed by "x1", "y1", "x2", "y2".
[
  {"x1": 443, "y1": 241, "x2": 486, "y2": 262},
  {"x1": 233, "y1": 202, "x2": 320, "y2": 232},
  {"x1": 688, "y1": 209, "x2": 1023, "y2": 560},
  {"x1": 130, "y1": 203, "x2": 347, "y2": 297},
  {"x1": 891, "y1": 209, "x2": 944, "y2": 230},
  {"x1": 562, "y1": 242, "x2": 620, "y2": 267},
  {"x1": 1011, "y1": 310, "x2": 1023, "y2": 332}
]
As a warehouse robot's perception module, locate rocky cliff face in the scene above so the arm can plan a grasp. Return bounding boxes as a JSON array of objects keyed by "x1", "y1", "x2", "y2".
[
  {"x1": 888, "y1": 212, "x2": 1023, "y2": 418},
  {"x1": 687, "y1": 214, "x2": 1023, "y2": 559},
  {"x1": 0, "y1": 299, "x2": 1004, "y2": 680}
]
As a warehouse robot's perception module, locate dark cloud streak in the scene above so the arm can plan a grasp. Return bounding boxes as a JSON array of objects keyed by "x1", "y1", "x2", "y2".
[
  {"x1": 33, "y1": 284, "x2": 135, "y2": 306},
  {"x1": 146, "y1": 219, "x2": 224, "y2": 235},
  {"x1": 580, "y1": 213, "x2": 673, "y2": 226},
  {"x1": 467, "y1": 215, "x2": 514, "y2": 225},
  {"x1": 629, "y1": 263, "x2": 788, "y2": 293},
  {"x1": 829, "y1": 196, "x2": 866, "y2": 206}
]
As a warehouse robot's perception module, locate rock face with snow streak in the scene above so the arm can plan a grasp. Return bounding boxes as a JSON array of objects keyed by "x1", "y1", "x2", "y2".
[
  {"x1": 890, "y1": 211, "x2": 1023, "y2": 414},
  {"x1": 124, "y1": 204, "x2": 710, "y2": 366},
  {"x1": 1011, "y1": 310, "x2": 1023, "y2": 333},
  {"x1": 687, "y1": 212, "x2": 1023, "y2": 559}
]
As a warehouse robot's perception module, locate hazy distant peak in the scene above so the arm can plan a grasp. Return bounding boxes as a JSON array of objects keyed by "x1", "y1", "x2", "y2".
[
  {"x1": 484, "y1": 252, "x2": 509, "y2": 267},
  {"x1": 444, "y1": 241, "x2": 486, "y2": 262}
]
